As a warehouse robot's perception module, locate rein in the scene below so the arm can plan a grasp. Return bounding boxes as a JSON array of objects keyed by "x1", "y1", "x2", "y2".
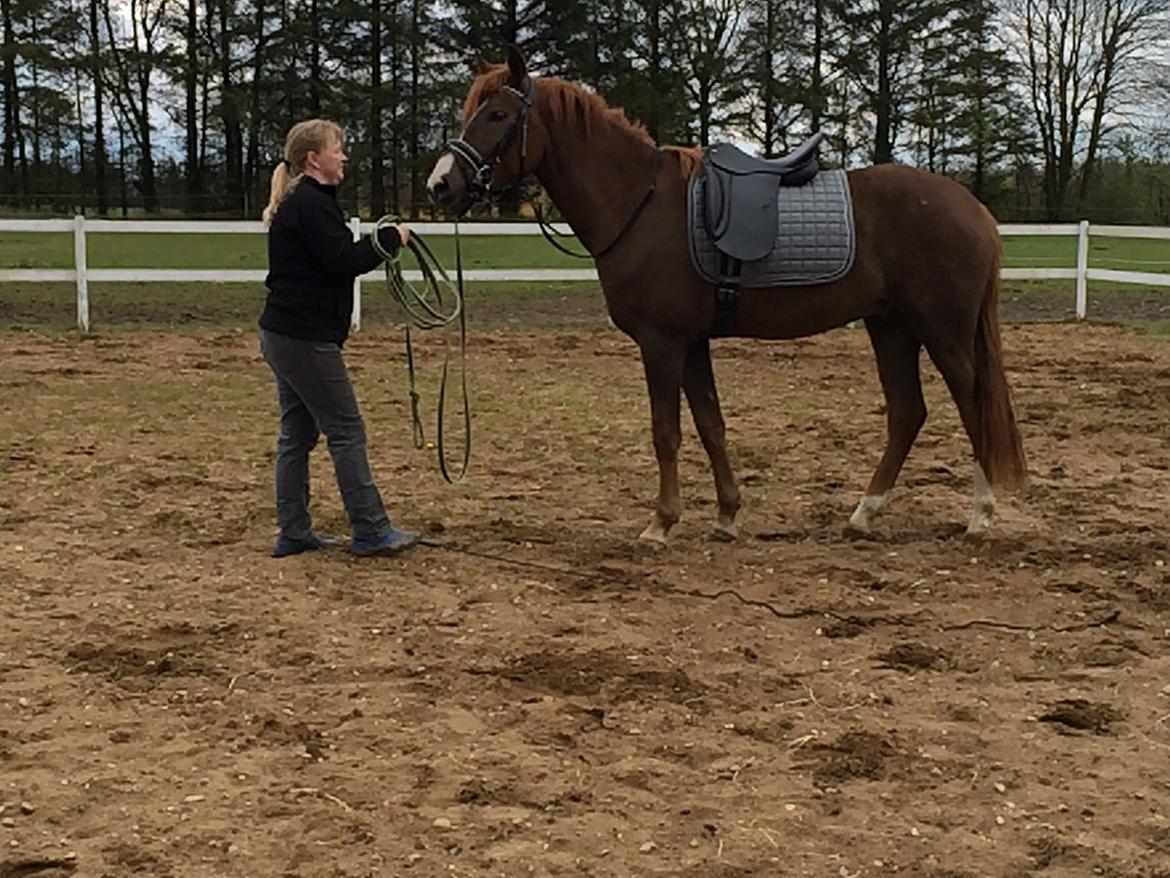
[
  {"x1": 372, "y1": 218, "x2": 471, "y2": 483},
  {"x1": 532, "y1": 147, "x2": 662, "y2": 260}
]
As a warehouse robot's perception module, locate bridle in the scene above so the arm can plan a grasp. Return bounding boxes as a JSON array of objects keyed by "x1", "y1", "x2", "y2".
[
  {"x1": 442, "y1": 76, "x2": 535, "y2": 204},
  {"x1": 440, "y1": 74, "x2": 659, "y2": 260}
]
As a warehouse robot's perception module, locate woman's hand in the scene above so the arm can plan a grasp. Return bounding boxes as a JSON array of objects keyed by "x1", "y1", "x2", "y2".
[{"x1": 396, "y1": 223, "x2": 411, "y2": 247}]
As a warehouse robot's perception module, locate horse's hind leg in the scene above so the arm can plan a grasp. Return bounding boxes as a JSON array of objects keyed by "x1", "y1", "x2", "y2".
[
  {"x1": 922, "y1": 341, "x2": 997, "y2": 538},
  {"x1": 848, "y1": 312, "x2": 926, "y2": 534},
  {"x1": 683, "y1": 339, "x2": 741, "y2": 540}
]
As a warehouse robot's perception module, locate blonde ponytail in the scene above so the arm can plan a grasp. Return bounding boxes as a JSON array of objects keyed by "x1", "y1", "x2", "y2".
[
  {"x1": 261, "y1": 118, "x2": 344, "y2": 224},
  {"x1": 262, "y1": 162, "x2": 300, "y2": 224}
]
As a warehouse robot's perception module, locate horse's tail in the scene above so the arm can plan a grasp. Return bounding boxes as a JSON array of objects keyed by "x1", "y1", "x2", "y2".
[{"x1": 974, "y1": 227, "x2": 1027, "y2": 490}]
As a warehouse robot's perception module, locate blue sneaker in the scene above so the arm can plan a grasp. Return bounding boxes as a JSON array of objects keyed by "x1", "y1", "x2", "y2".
[
  {"x1": 271, "y1": 533, "x2": 340, "y2": 558},
  {"x1": 351, "y1": 528, "x2": 421, "y2": 557}
]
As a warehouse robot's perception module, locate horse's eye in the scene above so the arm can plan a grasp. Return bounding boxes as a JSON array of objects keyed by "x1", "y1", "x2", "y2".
[{"x1": 490, "y1": 109, "x2": 508, "y2": 122}]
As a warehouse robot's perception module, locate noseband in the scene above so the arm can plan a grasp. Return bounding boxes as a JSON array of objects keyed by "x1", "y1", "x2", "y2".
[{"x1": 443, "y1": 77, "x2": 535, "y2": 203}]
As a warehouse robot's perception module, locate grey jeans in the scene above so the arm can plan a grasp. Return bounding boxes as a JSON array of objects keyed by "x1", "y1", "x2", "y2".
[{"x1": 259, "y1": 329, "x2": 391, "y2": 542}]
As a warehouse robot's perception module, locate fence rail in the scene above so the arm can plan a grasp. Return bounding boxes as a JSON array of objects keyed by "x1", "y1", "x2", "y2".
[{"x1": 2, "y1": 216, "x2": 1168, "y2": 332}]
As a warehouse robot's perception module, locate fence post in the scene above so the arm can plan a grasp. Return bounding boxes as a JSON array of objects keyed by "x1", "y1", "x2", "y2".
[
  {"x1": 73, "y1": 214, "x2": 90, "y2": 332},
  {"x1": 350, "y1": 217, "x2": 362, "y2": 332},
  {"x1": 1075, "y1": 219, "x2": 1089, "y2": 320}
]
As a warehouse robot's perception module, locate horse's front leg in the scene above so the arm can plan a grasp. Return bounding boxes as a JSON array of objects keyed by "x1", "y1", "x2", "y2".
[
  {"x1": 683, "y1": 338, "x2": 741, "y2": 540},
  {"x1": 637, "y1": 334, "x2": 687, "y2": 546}
]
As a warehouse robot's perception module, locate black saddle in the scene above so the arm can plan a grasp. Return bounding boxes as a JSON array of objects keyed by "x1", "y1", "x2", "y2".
[{"x1": 702, "y1": 132, "x2": 823, "y2": 263}]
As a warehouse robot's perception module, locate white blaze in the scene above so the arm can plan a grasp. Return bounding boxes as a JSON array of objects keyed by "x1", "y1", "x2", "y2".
[{"x1": 426, "y1": 154, "x2": 456, "y2": 194}]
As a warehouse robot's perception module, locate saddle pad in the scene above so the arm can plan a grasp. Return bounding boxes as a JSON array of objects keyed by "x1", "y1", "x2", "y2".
[{"x1": 687, "y1": 169, "x2": 856, "y2": 287}]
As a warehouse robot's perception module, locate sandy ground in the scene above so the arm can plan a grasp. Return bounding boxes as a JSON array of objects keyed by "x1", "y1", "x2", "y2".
[{"x1": 1, "y1": 318, "x2": 1168, "y2": 878}]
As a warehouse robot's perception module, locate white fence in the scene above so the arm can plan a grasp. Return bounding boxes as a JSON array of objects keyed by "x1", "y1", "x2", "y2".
[{"x1": 1, "y1": 216, "x2": 1169, "y2": 331}]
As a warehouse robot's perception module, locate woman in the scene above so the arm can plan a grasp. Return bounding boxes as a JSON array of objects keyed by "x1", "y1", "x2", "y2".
[{"x1": 259, "y1": 118, "x2": 418, "y2": 558}]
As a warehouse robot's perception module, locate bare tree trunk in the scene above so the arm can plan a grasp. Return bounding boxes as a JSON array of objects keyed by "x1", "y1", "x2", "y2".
[
  {"x1": 647, "y1": 0, "x2": 662, "y2": 142},
  {"x1": 53, "y1": 106, "x2": 64, "y2": 210},
  {"x1": 408, "y1": 0, "x2": 420, "y2": 218},
  {"x1": 137, "y1": 82, "x2": 157, "y2": 210},
  {"x1": 973, "y1": 74, "x2": 986, "y2": 200},
  {"x1": 186, "y1": 0, "x2": 200, "y2": 213},
  {"x1": 370, "y1": 0, "x2": 385, "y2": 216},
  {"x1": 74, "y1": 60, "x2": 86, "y2": 209},
  {"x1": 872, "y1": 0, "x2": 893, "y2": 164},
  {"x1": 16, "y1": 73, "x2": 27, "y2": 200},
  {"x1": 1, "y1": 0, "x2": 16, "y2": 194},
  {"x1": 762, "y1": 0, "x2": 776, "y2": 156},
  {"x1": 245, "y1": 0, "x2": 268, "y2": 215},
  {"x1": 89, "y1": 0, "x2": 108, "y2": 214},
  {"x1": 309, "y1": 0, "x2": 321, "y2": 113},
  {"x1": 218, "y1": 0, "x2": 243, "y2": 213},
  {"x1": 30, "y1": 15, "x2": 42, "y2": 203},
  {"x1": 135, "y1": 23, "x2": 157, "y2": 212},
  {"x1": 389, "y1": 0, "x2": 399, "y2": 212},
  {"x1": 281, "y1": 0, "x2": 294, "y2": 125},
  {"x1": 810, "y1": 0, "x2": 825, "y2": 132},
  {"x1": 200, "y1": 58, "x2": 210, "y2": 172},
  {"x1": 117, "y1": 112, "x2": 128, "y2": 215},
  {"x1": 504, "y1": 0, "x2": 518, "y2": 42}
]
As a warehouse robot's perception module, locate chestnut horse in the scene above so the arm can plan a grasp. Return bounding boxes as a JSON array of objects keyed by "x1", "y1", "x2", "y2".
[{"x1": 427, "y1": 46, "x2": 1026, "y2": 546}]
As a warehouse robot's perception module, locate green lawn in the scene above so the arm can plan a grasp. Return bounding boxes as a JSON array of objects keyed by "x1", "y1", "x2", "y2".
[
  {"x1": 2, "y1": 228, "x2": 1169, "y2": 271},
  {"x1": 1006, "y1": 233, "x2": 1170, "y2": 268},
  {"x1": 3, "y1": 224, "x2": 1168, "y2": 332},
  {"x1": 0, "y1": 231, "x2": 591, "y2": 271}
]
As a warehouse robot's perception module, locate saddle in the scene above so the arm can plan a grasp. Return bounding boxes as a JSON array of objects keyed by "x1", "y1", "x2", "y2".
[{"x1": 702, "y1": 132, "x2": 824, "y2": 263}]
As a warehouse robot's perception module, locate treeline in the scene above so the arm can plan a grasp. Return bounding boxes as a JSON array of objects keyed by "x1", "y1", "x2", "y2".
[{"x1": 1, "y1": 0, "x2": 1168, "y2": 222}]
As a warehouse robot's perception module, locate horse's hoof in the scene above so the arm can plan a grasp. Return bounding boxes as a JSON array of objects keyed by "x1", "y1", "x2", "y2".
[
  {"x1": 635, "y1": 537, "x2": 667, "y2": 555},
  {"x1": 637, "y1": 522, "x2": 669, "y2": 550},
  {"x1": 709, "y1": 522, "x2": 738, "y2": 542},
  {"x1": 965, "y1": 509, "x2": 994, "y2": 540},
  {"x1": 843, "y1": 522, "x2": 876, "y2": 541}
]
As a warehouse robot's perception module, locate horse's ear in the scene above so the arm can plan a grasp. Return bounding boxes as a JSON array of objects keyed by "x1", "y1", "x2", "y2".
[
  {"x1": 505, "y1": 44, "x2": 528, "y2": 87},
  {"x1": 472, "y1": 54, "x2": 491, "y2": 76}
]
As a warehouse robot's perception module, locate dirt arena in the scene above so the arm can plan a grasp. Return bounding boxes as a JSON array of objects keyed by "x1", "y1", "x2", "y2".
[{"x1": 1, "y1": 304, "x2": 1168, "y2": 877}]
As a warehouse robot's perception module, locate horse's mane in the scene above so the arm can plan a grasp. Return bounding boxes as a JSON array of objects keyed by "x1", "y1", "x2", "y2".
[{"x1": 465, "y1": 67, "x2": 700, "y2": 177}]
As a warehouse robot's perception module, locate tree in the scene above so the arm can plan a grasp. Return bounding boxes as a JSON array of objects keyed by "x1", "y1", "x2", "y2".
[
  {"x1": 369, "y1": 0, "x2": 384, "y2": 215},
  {"x1": 829, "y1": 0, "x2": 954, "y2": 164},
  {"x1": 184, "y1": 0, "x2": 200, "y2": 213},
  {"x1": 244, "y1": 0, "x2": 271, "y2": 215},
  {"x1": 204, "y1": 0, "x2": 244, "y2": 213},
  {"x1": 88, "y1": 0, "x2": 108, "y2": 212},
  {"x1": 2, "y1": 0, "x2": 27, "y2": 199},
  {"x1": 739, "y1": 0, "x2": 795, "y2": 155},
  {"x1": 1004, "y1": 0, "x2": 1167, "y2": 218},
  {"x1": 942, "y1": 0, "x2": 1031, "y2": 202},
  {"x1": 101, "y1": 0, "x2": 169, "y2": 212},
  {"x1": 1079, "y1": 0, "x2": 1167, "y2": 199},
  {"x1": 668, "y1": 0, "x2": 746, "y2": 146}
]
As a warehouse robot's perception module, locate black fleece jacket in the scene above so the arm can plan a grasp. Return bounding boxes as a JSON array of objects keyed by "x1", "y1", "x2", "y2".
[{"x1": 259, "y1": 176, "x2": 402, "y2": 346}]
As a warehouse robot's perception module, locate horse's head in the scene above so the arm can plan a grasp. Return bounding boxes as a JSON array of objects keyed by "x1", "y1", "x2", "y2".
[{"x1": 427, "y1": 45, "x2": 539, "y2": 216}]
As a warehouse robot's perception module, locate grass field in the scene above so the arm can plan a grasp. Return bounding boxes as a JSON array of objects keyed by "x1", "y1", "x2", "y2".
[
  {"x1": 2, "y1": 229, "x2": 1170, "y2": 271},
  {"x1": 2, "y1": 227, "x2": 1168, "y2": 331}
]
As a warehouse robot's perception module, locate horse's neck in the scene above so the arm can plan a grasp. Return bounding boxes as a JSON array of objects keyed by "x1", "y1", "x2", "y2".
[{"x1": 534, "y1": 101, "x2": 657, "y2": 255}]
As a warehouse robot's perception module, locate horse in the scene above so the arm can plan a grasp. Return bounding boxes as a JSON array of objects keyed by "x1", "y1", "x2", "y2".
[{"x1": 426, "y1": 46, "x2": 1026, "y2": 547}]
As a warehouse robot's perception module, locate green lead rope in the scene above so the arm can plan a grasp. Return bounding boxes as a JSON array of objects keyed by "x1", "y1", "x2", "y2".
[{"x1": 371, "y1": 216, "x2": 471, "y2": 484}]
